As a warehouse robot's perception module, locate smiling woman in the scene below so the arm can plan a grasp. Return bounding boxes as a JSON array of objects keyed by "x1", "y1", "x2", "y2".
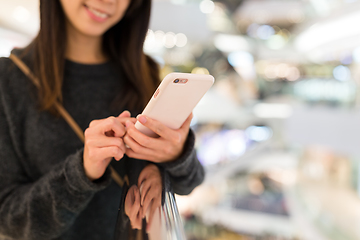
[
  {"x1": 0, "y1": 0, "x2": 205, "y2": 239},
  {"x1": 60, "y1": 0, "x2": 130, "y2": 35}
]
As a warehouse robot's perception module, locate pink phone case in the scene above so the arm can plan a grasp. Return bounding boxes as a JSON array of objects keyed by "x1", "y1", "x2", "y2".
[{"x1": 135, "y1": 72, "x2": 214, "y2": 137}]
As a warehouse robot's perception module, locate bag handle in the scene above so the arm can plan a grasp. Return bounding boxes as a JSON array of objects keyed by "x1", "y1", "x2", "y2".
[{"x1": 9, "y1": 53, "x2": 127, "y2": 187}]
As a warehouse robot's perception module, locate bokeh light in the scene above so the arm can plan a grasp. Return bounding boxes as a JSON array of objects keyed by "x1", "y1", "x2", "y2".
[
  {"x1": 163, "y1": 32, "x2": 176, "y2": 48},
  {"x1": 245, "y1": 126, "x2": 273, "y2": 142},
  {"x1": 333, "y1": 65, "x2": 351, "y2": 81},
  {"x1": 256, "y1": 25, "x2": 275, "y2": 40},
  {"x1": 191, "y1": 67, "x2": 210, "y2": 75},
  {"x1": 227, "y1": 51, "x2": 254, "y2": 68},
  {"x1": 200, "y1": 0, "x2": 215, "y2": 14},
  {"x1": 175, "y1": 33, "x2": 187, "y2": 47}
]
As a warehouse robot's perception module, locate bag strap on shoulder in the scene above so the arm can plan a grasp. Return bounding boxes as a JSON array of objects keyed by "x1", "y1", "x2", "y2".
[{"x1": 9, "y1": 53, "x2": 126, "y2": 187}]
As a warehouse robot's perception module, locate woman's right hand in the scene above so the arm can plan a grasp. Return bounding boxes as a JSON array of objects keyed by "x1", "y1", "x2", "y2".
[{"x1": 83, "y1": 110, "x2": 136, "y2": 181}]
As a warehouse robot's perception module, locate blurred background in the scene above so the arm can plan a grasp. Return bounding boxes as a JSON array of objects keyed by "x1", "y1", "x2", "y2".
[{"x1": 2, "y1": 0, "x2": 360, "y2": 239}]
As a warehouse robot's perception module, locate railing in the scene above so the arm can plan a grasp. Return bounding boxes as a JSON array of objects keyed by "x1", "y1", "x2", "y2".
[
  {"x1": 144, "y1": 191, "x2": 187, "y2": 240},
  {"x1": 161, "y1": 191, "x2": 187, "y2": 240}
]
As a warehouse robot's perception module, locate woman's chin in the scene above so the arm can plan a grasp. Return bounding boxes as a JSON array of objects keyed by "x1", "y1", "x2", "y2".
[{"x1": 78, "y1": 26, "x2": 109, "y2": 38}]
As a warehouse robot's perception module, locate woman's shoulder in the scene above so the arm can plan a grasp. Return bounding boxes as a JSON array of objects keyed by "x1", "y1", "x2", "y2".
[
  {"x1": 0, "y1": 47, "x2": 26, "y2": 67},
  {"x1": 0, "y1": 56, "x2": 16, "y2": 90},
  {"x1": 0, "y1": 55, "x2": 13, "y2": 74},
  {"x1": 0, "y1": 49, "x2": 31, "y2": 85},
  {"x1": 0, "y1": 49, "x2": 35, "y2": 106}
]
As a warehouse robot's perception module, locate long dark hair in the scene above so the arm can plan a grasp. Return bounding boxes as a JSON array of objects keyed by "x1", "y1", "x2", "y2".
[{"x1": 23, "y1": 0, "x2": 159, "y2": 114}]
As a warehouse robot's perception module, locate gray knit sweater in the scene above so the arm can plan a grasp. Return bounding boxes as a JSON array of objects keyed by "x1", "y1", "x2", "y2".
[{"x1": 0, "y1": 51, "x2": 204, "y2": 240}]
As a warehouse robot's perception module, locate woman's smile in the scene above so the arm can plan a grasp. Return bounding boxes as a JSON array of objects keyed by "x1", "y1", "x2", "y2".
[
  {"x1": 60, "y1": 0, "x2": 130, "y2": 37},
  {"x1": 84, "y1": 4, "x2": 111, "y2": 22}
]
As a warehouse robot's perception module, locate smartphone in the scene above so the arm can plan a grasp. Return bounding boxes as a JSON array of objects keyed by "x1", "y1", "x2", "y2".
[{"x1": 135, "y1": 72, "x2": 215, "y2": 137}]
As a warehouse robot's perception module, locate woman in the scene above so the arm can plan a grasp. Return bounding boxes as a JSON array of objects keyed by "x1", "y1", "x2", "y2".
[{"x1": 0, "y1": 0, "x2": 204, "y2": 239}]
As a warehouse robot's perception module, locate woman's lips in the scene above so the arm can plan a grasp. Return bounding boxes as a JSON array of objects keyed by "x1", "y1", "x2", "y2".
[{"x1": 84, "y1": 4, "x2": 110, "y2": 22}]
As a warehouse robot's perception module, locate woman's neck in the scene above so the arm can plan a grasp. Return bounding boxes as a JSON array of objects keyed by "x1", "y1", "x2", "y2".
[{"x1": 65, "y1": 22, "x2": 108, "y2": 64}]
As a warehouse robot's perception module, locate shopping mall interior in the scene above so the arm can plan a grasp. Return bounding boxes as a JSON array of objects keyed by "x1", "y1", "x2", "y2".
[{"x1": 1, "y1": 0, "x2": 360, "y2": 239}]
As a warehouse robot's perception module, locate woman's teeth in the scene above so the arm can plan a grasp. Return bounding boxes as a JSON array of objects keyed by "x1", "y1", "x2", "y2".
[{"x1": 87, "y1": 6, "x2": 109, "y2": 19}]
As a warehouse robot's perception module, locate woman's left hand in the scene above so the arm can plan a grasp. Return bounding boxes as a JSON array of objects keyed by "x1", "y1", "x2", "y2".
[{"x1": 123, "y1": 113, "x2": 192, "y2": 163}]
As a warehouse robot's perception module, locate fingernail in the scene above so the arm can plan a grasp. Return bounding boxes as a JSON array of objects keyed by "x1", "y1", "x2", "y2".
[
  {"x1": 125, "y1": 121, "x2": 132, "y2": 128},
  {"x1": 138, "y1": 115, "x2": 147, "y2": 124}
]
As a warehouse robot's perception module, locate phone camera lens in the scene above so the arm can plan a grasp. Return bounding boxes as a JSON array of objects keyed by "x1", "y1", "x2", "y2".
[{"x1": 174, "y1": 79, "x2": 179, "y2": 83}]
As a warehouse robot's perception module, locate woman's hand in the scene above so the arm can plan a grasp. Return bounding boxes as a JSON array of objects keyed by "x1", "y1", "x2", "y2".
[
  {"x1": 124, "y1": 185, "x2": 143, "y2": 230},
  {"x1": 123, "y1": 113, "x2": 192, "y2": 163},
  {"x1": 138, "y1": 164, "x2": 162, "y2": 230},
  {"x1": 83, "y1": 110, "x2": 136, "y2": 181}
]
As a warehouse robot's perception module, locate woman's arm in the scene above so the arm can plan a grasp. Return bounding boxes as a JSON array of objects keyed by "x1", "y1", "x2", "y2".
[
  {"x1": 0, "y1": 91, "x2": 113, "y2": 240},
  {"x1": 157, "y1": 129, "x2": 204, "y2": 195}
]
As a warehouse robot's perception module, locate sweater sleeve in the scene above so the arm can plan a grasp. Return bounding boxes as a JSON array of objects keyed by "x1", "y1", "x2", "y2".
[
  {"x1": 0, "y1": 89, "x2": 112, "y2": 239},
  {"x1": 158, "y1": 129, "x2": 204, "y2": 195}
]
